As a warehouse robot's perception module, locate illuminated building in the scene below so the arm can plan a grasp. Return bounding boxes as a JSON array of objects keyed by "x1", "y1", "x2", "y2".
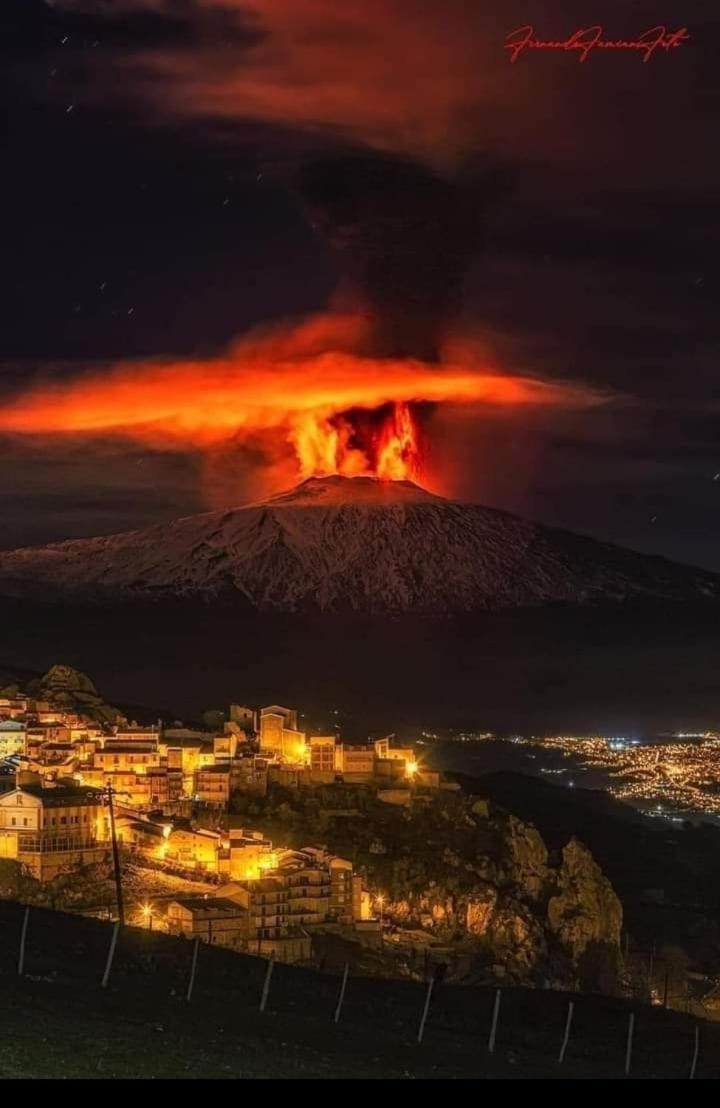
[
  {"x1": 163, "y1": 826, "x2": 228, "y2": 872},
  {"x1": 166, "y1": 897, "x2": 250, "y2": 950},
  {"x1": 279, "y1": 847, "x2": 361, "y2": 924},
  {"x1": 228, "y1": 828, "x2": 275, "y2": 879},
  {"x1": 213, "y1": 727, "x2": 244, "y2": 764},
  {"x1": 0, "y1": 785, "x2": 107, "y2": 880},
  {"x1": 166, "y1": 890, "x2": 312, "y2": 963},
  {"x1": 306, "y1": 733, "x2": 428, "y2": 785},
  {"x1": 0, "y1": 697, "x2": 30, "y2": 719},
  {"x1": 0, "y1": 720, "x2": 25, "y2": 758},
  {"x1": 258, "y1": 706, "x2": 307, "y2": 762},
  {"x1": 309, "y1": 736, "x2": 340, "y2": 774},
  {"x1": 112, "y1": 725, "x2": 162, "y2": 744},
  {"x1": 194, "y1": 763, "x2": 244, "y2": 808},
  {"x1": 92, "y1": 744, "x2": 161, "y2": 774}
]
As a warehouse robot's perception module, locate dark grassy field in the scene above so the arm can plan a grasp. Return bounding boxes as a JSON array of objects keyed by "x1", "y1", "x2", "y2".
[{"x1": 0, "y1": 899, "x2": 715, "y2": 1079}]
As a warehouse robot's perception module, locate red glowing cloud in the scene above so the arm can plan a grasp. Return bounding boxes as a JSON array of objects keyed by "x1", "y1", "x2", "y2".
[
  {"x1": 0, "y1": 314, "x2": 604, "y2": 488},
  {"x1": 59, "y1": 1, "x2": 492, "y2": 166}
]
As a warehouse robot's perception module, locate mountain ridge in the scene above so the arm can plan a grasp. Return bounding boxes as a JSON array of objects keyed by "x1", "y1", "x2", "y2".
[{"x1": 0, "y1": 476, "x2": 718, "y2": 613}]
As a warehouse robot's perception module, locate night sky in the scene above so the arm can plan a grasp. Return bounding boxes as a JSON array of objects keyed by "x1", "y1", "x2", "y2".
[{"x1": 2, "y1": 0, "x2": 719, "y2": 569}]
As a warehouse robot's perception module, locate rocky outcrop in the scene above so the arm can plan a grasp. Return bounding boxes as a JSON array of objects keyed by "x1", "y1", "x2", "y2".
[
  {"x1": 547, "y1": 838, "x2": 622, "y2": 958},
  {"x1": 466, "y1": 885, "x2": 498, "y2": 935},
  {"x1": 498, "y1": 814, "x2": 548, "y2": 900},
  {"x1": 368, "y1": 799, "x2": 622, "y2": 988},
  {"x1": 30, "y1": 665, "x2": 122, "y2": 724}
]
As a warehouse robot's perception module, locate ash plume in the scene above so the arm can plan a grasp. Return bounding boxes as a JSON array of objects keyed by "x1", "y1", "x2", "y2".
[{"x1": 297, "y1": 152, "x2": 506, "y2": 362}]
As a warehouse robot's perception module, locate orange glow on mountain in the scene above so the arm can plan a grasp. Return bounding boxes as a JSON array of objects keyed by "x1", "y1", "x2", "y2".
[{"x1": 0, "y1": 314, "x2": 603, "y2": 486}]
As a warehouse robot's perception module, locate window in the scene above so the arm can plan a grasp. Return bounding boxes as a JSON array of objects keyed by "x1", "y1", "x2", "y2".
[
  {"x1": 11, "y1": 817, "x2": 16, "y2": 826},
  {"x1": 60, "y1": 816, "x2": 67, "y2": 824}
]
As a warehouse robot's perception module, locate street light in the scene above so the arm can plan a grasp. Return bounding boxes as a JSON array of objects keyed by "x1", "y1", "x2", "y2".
[
  {"x1": 141, "y1": 902, "x2": 153, "y2": 931},
  {"x1": 376, "y1": 894, "x2": 385, "y2": 926}
]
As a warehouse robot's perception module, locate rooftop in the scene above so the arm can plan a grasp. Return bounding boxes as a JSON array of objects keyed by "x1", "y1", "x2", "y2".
[
  {"x1": 97, "y1": 746, "x2": 158, "y2": 755},
  {"x1": 171, "y1": 897, "x2": 243, "y2": 915},
  {"x1": 10, "y1": 786, "x2": 103, "y2": 807}
]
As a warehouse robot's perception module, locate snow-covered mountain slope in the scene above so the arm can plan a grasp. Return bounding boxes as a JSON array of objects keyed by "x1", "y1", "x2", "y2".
[{"x1": 0, "y1": 476, "x2": 718, "y2": 612}]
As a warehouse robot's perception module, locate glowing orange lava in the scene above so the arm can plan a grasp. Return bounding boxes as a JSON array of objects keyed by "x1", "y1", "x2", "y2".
[
  {"x1": 376, "y1": 402, "x2": 420, "y2": 480},
  {"x1": 294, "y1": 402, "x2": 420, "y2": 480},
  {"x1": 0, "y1": 314, "x2": 604, "y2": 492}
]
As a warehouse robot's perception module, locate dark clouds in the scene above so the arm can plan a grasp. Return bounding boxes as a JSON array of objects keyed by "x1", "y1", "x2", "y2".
[
  {"x1": 296, "y1": 152, "x2": 504, "y2": 360},
  {"x1": 1, "y1": 0, "x2": 720, "y2": 566}
]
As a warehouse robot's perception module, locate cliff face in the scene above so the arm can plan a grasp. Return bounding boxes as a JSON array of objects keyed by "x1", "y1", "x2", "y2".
[
  {"x1": 548, "y1": 838, "x2": 623, "y2": 955},
  {"x1": 234, "y1": 783, "x2": 623, "y2": 991},
  {"x1": 381, "y1": 818, "x2": 622, "y2": 985}
]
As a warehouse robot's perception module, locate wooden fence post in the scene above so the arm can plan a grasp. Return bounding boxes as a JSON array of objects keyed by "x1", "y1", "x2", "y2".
[
  {"x1": 259, "y1": 956, "x2": 275, "y2": 1013},
  {"x1": 689, "y1": 1025, "x2": 700, "y2": 1080},
  {"x1": 624, "y1": 1012, "x2": 635, "y2": 1076},
  {"x1": 186, "y1": 937, "x2": 200, "y2": 1002},
  {"x1": 333, "y1": 963, "x2": 349, "y2": 1025},
  {"x1": 488, "y1": 988, "x2": 501, "y2": 1054},
  {"x1": 417, "y1": 977, "x2": 435, "y2": 1044},
  {"x1": 101, "y1": 921, "x2": 120, "y2": 989},
  {"x1": 558, "y1": 1000, "x2": 574, "y2": 1064},
  {"x1": 17, "y1": 907, "x2": 30, "y2": 977}
]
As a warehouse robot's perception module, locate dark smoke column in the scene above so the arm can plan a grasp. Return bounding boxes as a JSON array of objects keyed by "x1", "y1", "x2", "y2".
[{"x1": 297, "y1": 152, "x2": 503, "y2": 362}]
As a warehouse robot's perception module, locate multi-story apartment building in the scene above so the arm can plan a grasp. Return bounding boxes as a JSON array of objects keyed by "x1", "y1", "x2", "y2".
[
  {"x1": 0, "y1": 784, "x2": 106, "y2": 880},
  {"x1": 193, "y1": 764, "x2": 240, "y2": 808},
  {"x1": 0, "y1": 697, "x2": 30, "y2": 719},
  {"x1": 166, "y1": 897, "x2": 248, "y2": 949},
  {"x1": 228, "y1": 828, "x2": 274, "y2": 879},
  {"x1": 92, "y1": 744, "x2": 162, "y2": 774}
]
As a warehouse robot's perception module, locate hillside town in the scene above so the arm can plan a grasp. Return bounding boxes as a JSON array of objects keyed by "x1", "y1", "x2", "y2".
[{"x1": 0, "y1": 666, "x2": 444, "y2": 963}]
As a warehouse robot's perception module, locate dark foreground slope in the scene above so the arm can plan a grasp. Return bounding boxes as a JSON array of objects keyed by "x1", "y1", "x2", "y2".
[{"x1": 0, "y1": 900, "x2": 713, "y2": 1079}]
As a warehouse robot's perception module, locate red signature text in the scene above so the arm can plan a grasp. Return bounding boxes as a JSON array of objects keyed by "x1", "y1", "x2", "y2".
[{"x1": 504, "y1": 25, "x2": 690, "y2": 64}]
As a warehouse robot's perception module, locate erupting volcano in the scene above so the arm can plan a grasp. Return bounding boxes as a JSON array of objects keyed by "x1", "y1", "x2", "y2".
[
  {"x1": 0, "y1": 311, "x2": 603, "y2": 505},
  {"x1": 294, "y1": 401, "x2": 421, "y2": 480},
  {"x1": 0, "y1": 474, "x2": 717, "y2": 613}
]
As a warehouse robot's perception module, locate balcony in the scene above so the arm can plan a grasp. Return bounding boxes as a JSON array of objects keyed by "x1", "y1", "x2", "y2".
[{"x1": 17, "y1": 835, "x2": 103, "y2": 854}]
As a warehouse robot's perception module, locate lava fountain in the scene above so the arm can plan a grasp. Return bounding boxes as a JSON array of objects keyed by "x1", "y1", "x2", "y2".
[
  {"x1": 0, "y1": 313, "x2": 605, "y2": 500},
  {"x1": 293, "y1": 401, "x2": 421, "y2": 480}
]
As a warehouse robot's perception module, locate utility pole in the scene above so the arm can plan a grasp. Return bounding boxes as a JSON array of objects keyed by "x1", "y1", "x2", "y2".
[{"x1": 104, "y1": 782, "x2": 125, "y2": 926}]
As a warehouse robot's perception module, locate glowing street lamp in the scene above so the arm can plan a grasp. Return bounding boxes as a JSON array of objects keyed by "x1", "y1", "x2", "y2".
[
  {"x1": 406, "y1": 759, "x2": 419, "y2": 779},
  {"x1": 141, "y1": 901, "x2": 154, "y2": 930},
  {"x1": 376, "y1": 893, "x2": 385, "y2": 926}
]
